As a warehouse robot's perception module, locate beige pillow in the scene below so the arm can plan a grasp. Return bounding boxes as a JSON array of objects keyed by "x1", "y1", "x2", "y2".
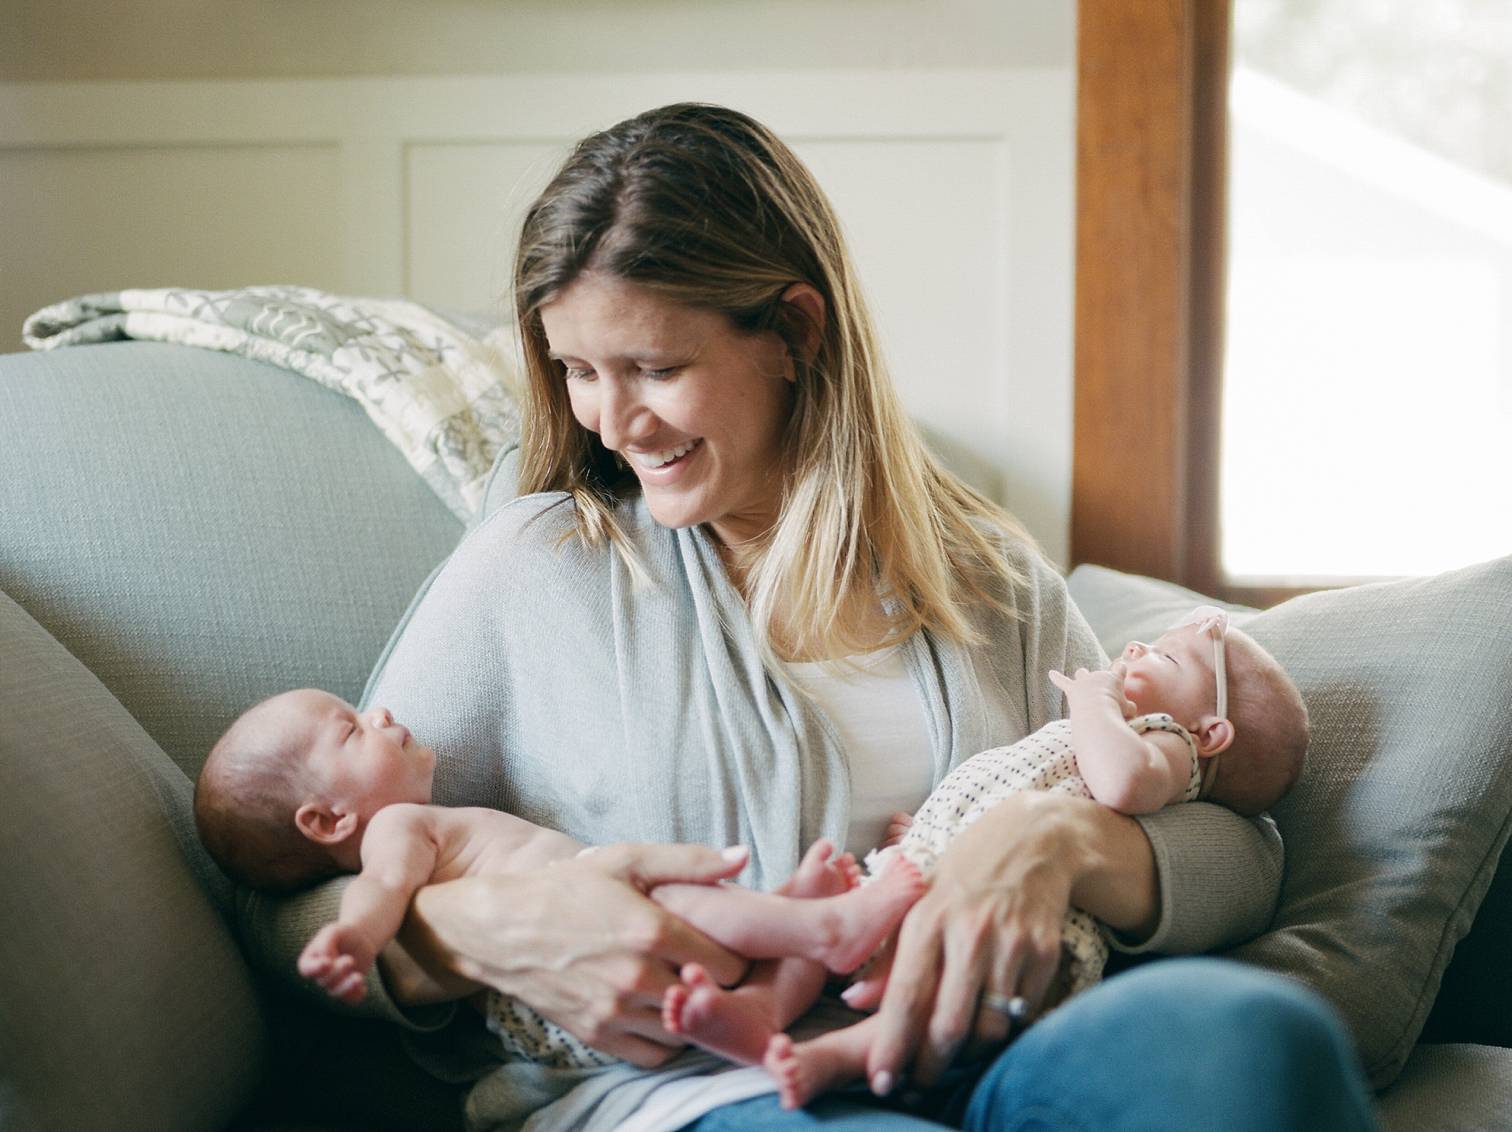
[
  {"x1": 1069, "y1": 557, "x2": 1512, "y2": 1088},
  {"x1": 0, "y1": 590, "x2": 264, "y2": 1131}
]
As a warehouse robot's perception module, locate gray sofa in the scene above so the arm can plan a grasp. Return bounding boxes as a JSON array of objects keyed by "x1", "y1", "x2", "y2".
[{"x1": 1, "y1": 338, "x2": 1509, "y2": 1131}]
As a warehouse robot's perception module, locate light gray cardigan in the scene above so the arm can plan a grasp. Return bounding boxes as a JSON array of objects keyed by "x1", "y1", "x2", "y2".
[{"x1": 239, "y1": 492, "x2": 1282, "y2": 1132}]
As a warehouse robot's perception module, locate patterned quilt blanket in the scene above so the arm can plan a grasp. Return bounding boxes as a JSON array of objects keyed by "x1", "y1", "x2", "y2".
[{"x1": 23, "y1": 286, "x2": 520, "y2": 521}]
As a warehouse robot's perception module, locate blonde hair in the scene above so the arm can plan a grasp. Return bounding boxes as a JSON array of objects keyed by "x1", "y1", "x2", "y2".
[
  {"x1": 513, "y1": 103, "x2": 1034, "y2": 661},
  {"x1": 1208, "y1": 629, "x2": 1309, "y2": 817},
  {"x1": 194, "y1": 695, "x2": 344, "y2": 892}
]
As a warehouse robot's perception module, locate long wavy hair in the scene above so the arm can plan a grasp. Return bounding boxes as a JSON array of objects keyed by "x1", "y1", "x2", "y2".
[{"x1": 514, "y1": 102, "x2": 1034, "y2": 661}]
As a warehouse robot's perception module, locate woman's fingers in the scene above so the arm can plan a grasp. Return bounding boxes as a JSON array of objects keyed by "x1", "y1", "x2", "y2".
[
  {"x1": 584, "y1": 842, "x2": 749, "y2": 986},
  {"x1": 594, "y1": 840, "x2": 749, "y2": 892},
  {"x1": 864, "y1": 895, "x2": 943, "y2": 1094},
  {"x1": 911, "y1": 911, "x2": 987, "y2": 1082},
  {"x1": 866, "y1": 794, "x2": 1093, "y2": 1090},
  {"x1": 403, "y1": 842, "x2": 751, "y2": 1060}
]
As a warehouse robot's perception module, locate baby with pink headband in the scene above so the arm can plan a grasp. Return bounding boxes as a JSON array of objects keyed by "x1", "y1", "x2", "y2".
[{"x1": 667, "y1": 605, "x2": 1310, "y2": 1108}]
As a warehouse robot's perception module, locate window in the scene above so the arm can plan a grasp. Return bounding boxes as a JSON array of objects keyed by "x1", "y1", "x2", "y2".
[
  {"x1": 1070, "y1": 0, "x2": 1511, "y2": 601},
  {"x1": 1223, "y1": 0, "x2": 1512, "y2": 581}
]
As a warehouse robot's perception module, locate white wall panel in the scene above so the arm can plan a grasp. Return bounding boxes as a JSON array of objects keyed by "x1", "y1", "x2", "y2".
[
  {"x1": 0, "y1": 70, "x2": 1074, "y2": 561},
  {"x1": 0, "y1": 144, "x2": 342, "y2": 352},
  {"x1": 404, "y1": 141, "x2": 568, "y2": 316}
]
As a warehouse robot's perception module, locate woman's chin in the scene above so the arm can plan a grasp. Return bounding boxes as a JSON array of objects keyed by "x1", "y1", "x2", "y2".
[{"x1": 640, "y1": 490, "x2": 708, "y2": 533}]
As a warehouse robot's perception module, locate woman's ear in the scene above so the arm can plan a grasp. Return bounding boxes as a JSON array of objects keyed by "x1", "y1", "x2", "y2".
[
  {"x1": 1194, "y1": 716, "x2": 1235, "y2": 757},
  {"x1": 778, "y1": 283, "x2": 826, "y2": 372},
  {"x1": 295, "y1": 801, "x2": 359, "y2": 846}
]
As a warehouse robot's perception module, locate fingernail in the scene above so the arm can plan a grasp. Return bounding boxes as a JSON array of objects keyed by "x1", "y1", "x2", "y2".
[
  {"x1": 721, "y1": 845, "x2": 749, "y2": 862},
  {"x1": 871, "y1": 1071, "x2": 894, "y2": 1096}
]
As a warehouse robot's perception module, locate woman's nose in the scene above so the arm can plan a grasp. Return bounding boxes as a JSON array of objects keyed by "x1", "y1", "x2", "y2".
[{"x1": 596, "y1": 377, "x2": 653, "y2": 451}]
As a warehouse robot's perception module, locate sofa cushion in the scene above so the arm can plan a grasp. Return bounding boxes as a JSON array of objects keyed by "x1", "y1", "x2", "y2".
[
  {"x1": 1376, "y1": 1044, "x2": 1512, "y2": 1132},
  {"x1": 0, "y1": 341, "x2": 463, "y2": 779},
  {"x1": 0, "y1": 587, "x2": 264, "y2": 1132},
  {"x1": 1065, "y1": 563, "x2": 1259, "y2": 659},
  {"x1": 1067, "y1": 559, "x2": 1512, "y2": 1089}
]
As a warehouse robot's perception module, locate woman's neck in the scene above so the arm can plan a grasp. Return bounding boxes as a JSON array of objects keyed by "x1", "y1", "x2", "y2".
[{"x1": 713, "y1": 537, "x2": 896, "y2": 663}]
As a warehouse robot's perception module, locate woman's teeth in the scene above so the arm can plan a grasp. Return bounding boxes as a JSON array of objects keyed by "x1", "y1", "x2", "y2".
[{"x1": 631, "y1": 439, "x2": 700, "y2": 469}]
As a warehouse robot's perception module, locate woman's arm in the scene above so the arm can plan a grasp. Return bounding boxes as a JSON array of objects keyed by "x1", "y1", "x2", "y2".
[
  {"x1": 398, "y1": 841, "x2": 751, "y2": 1067},
  {"x1": 862, "y1": 791, "x2": 1283, "y2": 1093}
]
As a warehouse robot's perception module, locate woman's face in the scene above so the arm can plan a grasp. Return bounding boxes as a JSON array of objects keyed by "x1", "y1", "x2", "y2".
[{"x1": 539, "y1": 273, "x2": 797, "y2": 548}]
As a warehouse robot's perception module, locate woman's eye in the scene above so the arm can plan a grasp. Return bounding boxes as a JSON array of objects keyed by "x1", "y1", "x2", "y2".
[
  {"x1": 563, "y1": 367, "x2": 593, "y2": 382},
  {"x1": 639, "y1": 367, "x2": 675, "y2": 380}
]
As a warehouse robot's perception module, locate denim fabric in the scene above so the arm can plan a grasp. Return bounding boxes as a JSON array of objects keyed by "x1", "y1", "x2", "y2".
[{"x1": 683, "y1": 959, "x2": 1379, "y2": 1132}]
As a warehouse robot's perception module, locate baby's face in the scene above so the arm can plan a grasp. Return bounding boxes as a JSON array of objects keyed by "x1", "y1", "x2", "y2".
[
  {"x1": 1117, "y1": 624, "x2": 1223, "y2": 730},
  {"x1": 276, "y1": 690, "x2": 436, "y2": 818}
]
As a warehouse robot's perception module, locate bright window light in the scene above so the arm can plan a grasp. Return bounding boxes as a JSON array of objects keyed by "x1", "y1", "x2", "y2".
[{"x1": 1222, "y1": 36, "x2": 1512, "y2": 580}]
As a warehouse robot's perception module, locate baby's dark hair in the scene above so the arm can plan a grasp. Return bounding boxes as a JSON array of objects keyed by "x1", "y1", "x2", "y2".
[
  {"x1": 1206, "y1": 629, "x2": 1308, "y2": 816},
  {"x1": 194, "y1": 694, "x2": 345, "y2": 892}
]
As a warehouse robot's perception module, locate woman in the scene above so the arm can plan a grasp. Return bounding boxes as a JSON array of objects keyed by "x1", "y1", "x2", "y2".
[{"x1": 254, "y1": 104, "x2": 1377, "y2": 1131}]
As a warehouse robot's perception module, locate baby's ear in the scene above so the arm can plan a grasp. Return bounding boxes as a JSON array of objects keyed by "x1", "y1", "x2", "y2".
[
  {"x1": 295, "y1": 801, "x2": 359, "y2": 846},
  {"x1": 1194, "y1": 716, "x2": 1235, "y2": 757}
]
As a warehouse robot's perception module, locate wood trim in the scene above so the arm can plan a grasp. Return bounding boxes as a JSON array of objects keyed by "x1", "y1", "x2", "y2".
[{"x1": 1071, "y1": 0, "x2": 1231, "y2": 593}]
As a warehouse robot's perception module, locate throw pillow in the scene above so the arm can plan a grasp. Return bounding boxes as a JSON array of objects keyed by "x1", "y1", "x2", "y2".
[
  {"x1": 0, "y1": 588, "x2": 264, "y2": 1132},
  {"x1": 1069, "y1": 558, "x2": 1512, "y2": 1089}
]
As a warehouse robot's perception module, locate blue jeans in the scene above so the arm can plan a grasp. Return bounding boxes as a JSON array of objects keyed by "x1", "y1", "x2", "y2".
[{"x1": 683, "y1": 958, "x2": 1379, "y2": 1132}]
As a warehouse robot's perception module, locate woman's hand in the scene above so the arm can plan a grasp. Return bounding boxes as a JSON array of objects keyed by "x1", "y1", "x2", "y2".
[
  {"x1": 863, "y1": 792, "x2": 1158, "y2": 1093},
  {"x1": 397, "y1": 841, "x2": 750, "y2": 1067}
]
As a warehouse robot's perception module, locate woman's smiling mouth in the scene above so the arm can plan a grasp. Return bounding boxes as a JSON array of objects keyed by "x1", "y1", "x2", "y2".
[{"x1": 629, "y1": 438, "x2": 701, "y2": 469}]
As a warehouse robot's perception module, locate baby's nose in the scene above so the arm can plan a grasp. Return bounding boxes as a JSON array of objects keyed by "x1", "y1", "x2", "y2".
[
  {"x1": 1123, "y1": 640, "x2": 1148, "y2": 660},
  {"x1": 370, "y1": 706, "x2": 392, "y2": 727}
]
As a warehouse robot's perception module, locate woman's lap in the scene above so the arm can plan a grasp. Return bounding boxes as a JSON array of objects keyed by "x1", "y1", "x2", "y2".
[{"x1": 681, "y1": 958, "x2": 1379, "y2": 1132}]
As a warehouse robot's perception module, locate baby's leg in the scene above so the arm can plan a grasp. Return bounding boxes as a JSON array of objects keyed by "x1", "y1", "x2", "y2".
[
  {"x1": 764, "y1": 1014, "x2": 879, "y2": 1109},
  {"x1": 662, "y1": 958, "x2": 826, "y2": 1066},
  {"x1": 653, "y1": 854, "x2": 924, "y2": 975},
  {"x1": 658, "y1": 840, "x2": 888, "y2": 1065}
]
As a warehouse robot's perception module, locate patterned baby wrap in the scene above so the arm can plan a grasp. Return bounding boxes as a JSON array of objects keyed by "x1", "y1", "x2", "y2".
[{"x1": 866, "y1": 714, "x2": 1203, "y2": 999}]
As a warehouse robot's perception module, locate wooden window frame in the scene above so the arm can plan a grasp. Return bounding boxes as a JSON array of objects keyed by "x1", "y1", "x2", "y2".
[{"x1": 1070, "y1": 0, "x2": 1309, "y2": 608}]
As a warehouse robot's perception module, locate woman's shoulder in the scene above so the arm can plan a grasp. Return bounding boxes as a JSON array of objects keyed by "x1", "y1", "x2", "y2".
[
  {"x1": 445, "y1": 489, "x2": 678, "y2": 591},
  {"x1": 961, "y1": 522, "x2": 1072, "y2": 607},
  {"x1": 466, "y1": 489, "x2": 580, "y2": 545}
]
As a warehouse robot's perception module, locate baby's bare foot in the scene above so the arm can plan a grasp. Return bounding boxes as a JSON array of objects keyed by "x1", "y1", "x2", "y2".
[
  {"x1": 662, "y1": 980, "x2": 693, "y2": 1035},
  {"x1": 787, "y1": 839, "x2": 859, "y2": 900},
  {"x1": 764, "y1": 1032, "x2": 864, "y2": 1109},
  {"x1": 665, "y1": 964, "x2": 776, "y2": 1066},
  {"x1": 820, "y1": 857, "x2": 926, "y2": 975}
]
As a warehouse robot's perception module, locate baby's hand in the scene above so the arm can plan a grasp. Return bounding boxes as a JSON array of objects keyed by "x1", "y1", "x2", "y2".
[
  {"x1": 1049, "y1": 667, "x2": 1137, "y2": 720},
  {"x1": 881, "y1": 812, "x2": 914, "y2": 849},
  {"x1": 298, "y1": 922, "x2": 378, "y2": 1004}
]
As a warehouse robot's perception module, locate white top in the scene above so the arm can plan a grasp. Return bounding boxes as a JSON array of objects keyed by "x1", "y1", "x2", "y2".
[
  {"x1": 615, "y1": 647, "x2": 936, "y2": 1132},
  {"x1": 786, "y1": 643, "x2": 936, "y2": 856}
]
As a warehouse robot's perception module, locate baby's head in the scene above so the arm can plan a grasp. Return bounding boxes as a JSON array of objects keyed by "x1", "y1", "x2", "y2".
[
  {"x1": 1118, "y1": 608, "x2": 1307, "y2": 816},
  {"x1": 194, "y1": 689, "x2": 436, "y2": 891}
]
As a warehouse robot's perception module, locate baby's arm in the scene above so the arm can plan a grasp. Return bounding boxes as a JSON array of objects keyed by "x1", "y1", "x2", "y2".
[
  {"x1": 1049, "y1": 668, "x2": 1193, "y2": 814},
  {"x1": 298, "y1": 803, "x2": 441, "y2": 1003}
]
